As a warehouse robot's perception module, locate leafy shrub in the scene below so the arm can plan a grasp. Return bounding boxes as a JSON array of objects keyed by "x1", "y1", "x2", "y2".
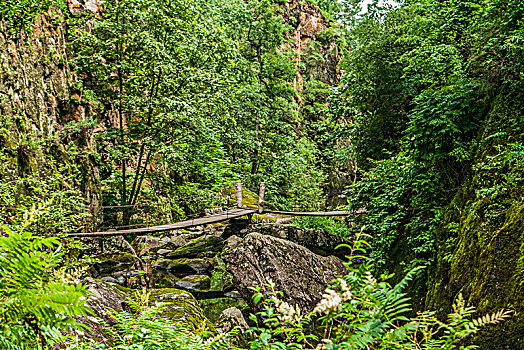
[
  {"x1": 69, "y1": 300, "x2": 239, "y2": 350},
  {"x1": 247, "y1": 231, "x2": 511, "y2": 349},
  {"x1": 0, "y1": 173, "x2": 91, "y2": 236},
  {"x1": 0, "y1": 225, "x2": 90, "y2": 350},
  {"x1": 293, "y1": 216, "x2": 351, "y2": 238}
]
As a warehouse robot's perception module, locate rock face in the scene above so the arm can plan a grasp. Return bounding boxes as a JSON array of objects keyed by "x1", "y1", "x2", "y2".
[
  {"x1": 223, "y1": 232, "x2": 346, "y2": 312},
  {"x1": 0, "y1": 4, "x2": 101, "y2": 203},
  {"x1": 282, "y1": 0, "x2": 340, "y2": 90},
  {"x1": 239, "y1": 224, "x2": 349, "y2": 258},
  {"x1": 426, "y1": 96, "x2": 524, "y2": 349}
]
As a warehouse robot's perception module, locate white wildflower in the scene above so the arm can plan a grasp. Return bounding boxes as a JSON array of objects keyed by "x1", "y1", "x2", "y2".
[
  {"x1": 313, "y1": 288, "x2": 342, "y2": 315},
  {"x1": 338, "y1": 278, "x2": 352, "y2": 301},
  {"x1": 277, "y1": 301, "x2": 296, "y2": 323},
  {"x1": 365, "y1": 272, "x2": 377, "y2": 285}
]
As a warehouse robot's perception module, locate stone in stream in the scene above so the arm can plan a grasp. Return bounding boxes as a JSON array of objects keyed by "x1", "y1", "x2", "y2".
[{"x1": 223, "y1": 232, "x2": 346, "y2": 312}]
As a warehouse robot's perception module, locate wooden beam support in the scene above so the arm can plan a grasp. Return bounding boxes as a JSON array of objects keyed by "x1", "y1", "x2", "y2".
[
  {"x1": 235, "y1": 181, "x2": 243, "y2": 208},
  {"x1": 258, "y1": 182, "x2": 266, "y2": 213}
]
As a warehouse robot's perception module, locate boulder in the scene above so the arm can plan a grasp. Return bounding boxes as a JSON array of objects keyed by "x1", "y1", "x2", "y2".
[
  {"x1": 167, "y1": 235, "x2": 225, "y2": 259},
  {"x1": 175, "y1": 275, "x2": 211, "y2": 291},
  {"x1": 223, "y1": 233, "x2": 346, "y2": 312},
  {"x1": 80, "y1": 279, "x2": 213, "y2": 337},
  {"x1": 215, "y1": 307, "x2": 249, "y2": 334},
  {"x1": 155, "y1": 257, "x2": 214, "y2": 275},
  {"x1": 149, "y1": 288, "x2": 214, "y2": 331},
  {"x1": 77, "y1": 278, "x2": 130, "y2": 341},
  {"x1": 82, "y1": 277, "x2": 130, "y2": 324},
  {"x1": 239, "y1": 223, "x2": 350, "y2": 258}
]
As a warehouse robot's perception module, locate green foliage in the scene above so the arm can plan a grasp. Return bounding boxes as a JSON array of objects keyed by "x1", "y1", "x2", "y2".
[
  {"x1": 0, "y1": 0, "x2": 64, "y2": 36},
  {"x1": 247, "y1": 233, "x2": 511, "y2": 349},
  {"x1": 70, "y1": 0, "x2": 247, "y2": 211},
  {"x1": 293, "y1": 216, "x2": 351, "y2": 238},
  {"x1": 69, "y1": 302, "x2": 240, "y2": 350},
  {"x1": 474, "y1": 131, "x2": 524, "y2": 206},
  {"x1": 0, "y1": 173, "x2": 90, "y2": 235},
  {"x1": 338, "y1": 0, "x2": 524, "y2": 275},
  {"x1": 0, "y1": 225, "x2": 90, "y2": 350}
]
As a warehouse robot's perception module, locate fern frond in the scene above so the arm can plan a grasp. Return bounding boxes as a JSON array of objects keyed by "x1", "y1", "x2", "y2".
[{"x1": 470, "y1": 310, "x2": 512, "y2": 328}]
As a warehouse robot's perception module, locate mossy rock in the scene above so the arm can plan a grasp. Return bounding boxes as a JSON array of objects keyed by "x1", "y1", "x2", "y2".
[
  {"x1": 426, "y1": 93, "x2": 524, "y2": 349},
  {"x1": 151, "y1": 271, "x2": 181, "y2": 288},
  {"x1": 175, "y1": 274, "x2": 211, "y2": 291},
  {"x1": 198, "y1": 298, "x2": 248, "y2": 323},
  {"x1": 148, "y1": 288, "x2": 214, "y2": 332},
  {"x1": 167, "y1": 236, "x2": 225, "y2": 259},
  {"x1": 90, "y1": 252, "x2": 139, "y2": 278},
  {"x1": 156, "y1": 257, "x2": 214, "y2": 275},
  {"x1": 209, "y1": 265, "x2": 234, "y2": 292}
]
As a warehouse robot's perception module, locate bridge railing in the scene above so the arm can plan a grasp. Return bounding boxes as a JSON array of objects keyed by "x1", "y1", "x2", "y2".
[{"x1": 76, "y1": 191, "x2": 231, "y2": 233}]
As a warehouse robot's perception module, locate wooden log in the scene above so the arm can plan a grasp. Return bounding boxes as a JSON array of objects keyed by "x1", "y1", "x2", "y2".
[
  {"x1": 235, "y1": 181, "x2": 243, "y2": 208},
  {"x1": 258, "y1": 182, "x2": 266, "y2": 213}
]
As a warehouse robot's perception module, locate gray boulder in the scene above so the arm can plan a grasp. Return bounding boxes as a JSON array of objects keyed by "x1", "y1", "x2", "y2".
[
  {"x1": 239, "y1": 224, "x2": 350, "y2": 258},
  {"x1": 215, "y1": 307, "x2": 249, "y2": 334},
  {"x1": 223, "y1": 232, "x2": 346, "y2": 312}
]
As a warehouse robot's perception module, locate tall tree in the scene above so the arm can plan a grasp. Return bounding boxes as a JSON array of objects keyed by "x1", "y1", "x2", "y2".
[{"x1": 71, "y1": 0, "x2": 245, "y2": 222}]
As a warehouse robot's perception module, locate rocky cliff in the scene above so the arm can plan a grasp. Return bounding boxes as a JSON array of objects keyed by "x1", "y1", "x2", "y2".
[
  {"x1": 0, "y1": 2, "x2": 101, "y2": 204},
  {"x1": 427, "y1": 92, "x2": 524, "y2": 349}
]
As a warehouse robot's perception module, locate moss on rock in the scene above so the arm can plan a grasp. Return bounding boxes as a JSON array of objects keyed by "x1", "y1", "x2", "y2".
[
  {"x1": 148, "y1": 288, "x2": 214, "y2": 332},
  {"x1": 175, "y1": 274, "x2": 211, "y2": 291},
  {"x1": 426, "y1": 93, "x2": 524, "y2": 349},
  {"x1": 167, "y1": 236, "x2": 225, "y2": 259},
  {"x1": 198, "y1": 298, "x2": 247, "y2": 323}
]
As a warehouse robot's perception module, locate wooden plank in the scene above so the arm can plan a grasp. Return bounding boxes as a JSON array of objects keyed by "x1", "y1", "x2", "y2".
[{"x1": 68, "y1": 208, "x2": 257, "y2": 237}]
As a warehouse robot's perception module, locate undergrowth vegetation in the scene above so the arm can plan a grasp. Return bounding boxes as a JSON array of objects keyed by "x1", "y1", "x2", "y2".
[
  {"x1": 1, "y1": 0, "x2": 523, "y2": 348},
  {"x1": 0, "y1": 226, "x2": 89, "y2": 350}
]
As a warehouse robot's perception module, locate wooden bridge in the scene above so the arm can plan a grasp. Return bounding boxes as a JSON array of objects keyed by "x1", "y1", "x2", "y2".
[{"x1": 67, "y1": 182, "x2": 360, "y2": 238}]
